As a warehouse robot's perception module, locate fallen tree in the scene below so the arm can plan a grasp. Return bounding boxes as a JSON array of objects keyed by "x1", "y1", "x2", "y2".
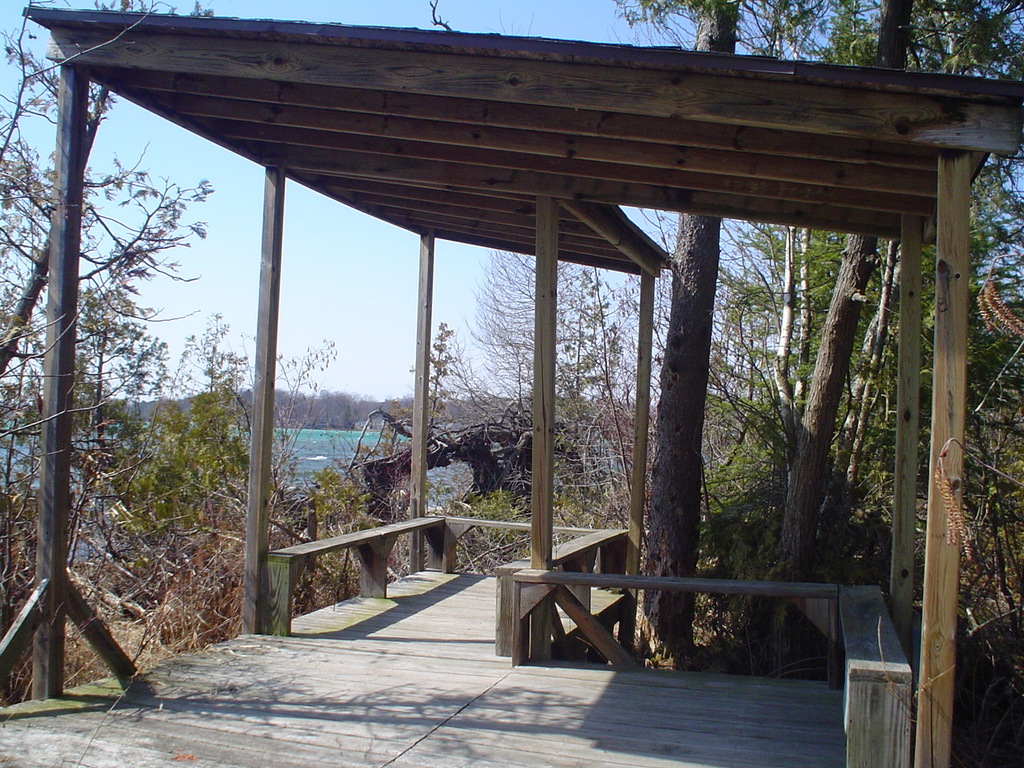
[{"x1": 352, "y1": 408, "x2": 533, "y2": 514}]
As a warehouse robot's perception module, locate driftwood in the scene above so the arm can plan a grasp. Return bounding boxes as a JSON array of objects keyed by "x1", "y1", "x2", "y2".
[{"x1": 354, "y1": 410, "x2": 533, "y2": 513}]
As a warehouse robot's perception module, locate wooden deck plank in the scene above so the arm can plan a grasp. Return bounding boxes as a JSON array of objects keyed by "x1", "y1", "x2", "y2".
[{"x1": 1, "y1": 572, "x2": 844, "y2": 768}]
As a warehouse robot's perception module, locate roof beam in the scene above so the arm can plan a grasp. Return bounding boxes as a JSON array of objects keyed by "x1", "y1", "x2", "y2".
[
  {"x1": 210, "y1": 121, "x2": 934, "y2": 216},
  {"x1": 244, "y1": 145, "x2": 906, "y2": 237},
  {"x1": 286, "y1": 173, "x2": 641, "y2": 273},
  {"x1": 560, "y1": 201, "x2": 668, "y2": 276},
  {"x1": 113, "y1": 69, "x2": 941, "y2": 170},
  {"x1": 154, "y1": 91, "x2": 937, "y2": 196},
  {"x1": 48, "y1": 27, "x2": 1022, "y2": 153}
]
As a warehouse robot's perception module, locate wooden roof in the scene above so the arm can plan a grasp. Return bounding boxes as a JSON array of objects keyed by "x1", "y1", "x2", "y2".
[{"x1": 26, "y1": 8, "x2": 1024, "y2": 273}]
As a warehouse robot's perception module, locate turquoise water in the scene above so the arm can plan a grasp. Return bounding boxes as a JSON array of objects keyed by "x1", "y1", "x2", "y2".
[{"x1": 279, "y1": 429, "x2": 381, "y2": 474}]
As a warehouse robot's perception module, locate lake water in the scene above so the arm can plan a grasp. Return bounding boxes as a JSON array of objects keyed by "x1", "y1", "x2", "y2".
[
  {"x1": 280, "y1": 428, "x2": 472, "y2": 500},
  {"x1": 279, "y1": 428, "x2": 382, "y2": 475}
]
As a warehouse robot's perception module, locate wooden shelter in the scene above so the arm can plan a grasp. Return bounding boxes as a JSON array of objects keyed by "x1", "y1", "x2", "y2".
[{"x1": 5, "y1": 7, "x2": 1024, "y2": 768}]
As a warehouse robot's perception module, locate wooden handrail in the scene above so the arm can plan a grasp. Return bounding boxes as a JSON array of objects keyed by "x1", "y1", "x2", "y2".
[
  {"x1": 494, "y1": 531, "x2": 628, "y2": 657},
  {"x1": 264, "y1": 516, "x2": 622, "y2": 638},
  {"x1": 513, "y1": 569, "x2": 838, "y2": 600},
  {"x1": 840, "y1": 586, "x2": 911, "y2": 768},
  {"x1": 440, "y1": 516, "x2": 596, "y2": 536},
  {"x1": 511, "y1": 569, "x2": 840, "y2": 685},
  {"x1": 266, "y1": 516, "x2": 447, "y2": 636},
  {"x1": 271, "y1": 516, "x2": 445, "y2": 559}
]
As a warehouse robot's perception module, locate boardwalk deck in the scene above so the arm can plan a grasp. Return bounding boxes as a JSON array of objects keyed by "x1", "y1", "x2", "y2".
[{"x1": 0, "y1": 573, "x2": 845, "y2": 768}]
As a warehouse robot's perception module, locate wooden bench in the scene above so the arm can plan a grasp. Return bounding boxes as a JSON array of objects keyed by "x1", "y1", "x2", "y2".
[
  {"x1": 494, "y1": 529, "x2": 628, "y2": 656},
  {"x1": 511, "y1": 569, "x2": 841, "y2": 684},
  {"x1": 840, "y1": 586, "x2": 912, "y2": 768},
  {"x1": 266, "y1": 516, "x2": 446, "y2": 636}
]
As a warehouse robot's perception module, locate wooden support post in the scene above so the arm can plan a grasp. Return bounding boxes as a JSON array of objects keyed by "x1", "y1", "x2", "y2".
[
  {"x1": 266, "y1": 553, "x2": 300, "y2": 637},
  {"x1": 915, "y1": 151, "x2": 971, "y2": 768},
  {"x1": 892, "y1": 214, "x2": 923, "y2": 659},
  {"x1": 33, "y1": 65, "x2": 88, "y2": 700},
  {"x1": 243, "y1": 167, "x2": 286, "y2": 635},
  {"x1": 627, "y1": 270, "x2": 655, "y2": 576},
  {"x1": 531, "y1": 196, "x2": 558, "y2": 661},
  {"x1": 410, "y1": 229, "x2": 436, "y2": 574},
  {"x1": 355, "y1": 535, "x2": 400, "y2": 598},
  {"x1": 843, "y1": 586, "x2": 913, "y2": 768},
  {"x1": 424, "y1": 519, "x2": 471, "y2": 573},
  {"x1": 619, "y1": 270, "x2": 655, "y2": 647},
  {"x1": 532, "y1": 197, "x2": 558, "y2": 571},
  {"x1": 512, "y1": 582, "x2": 555, "y2": 666}
]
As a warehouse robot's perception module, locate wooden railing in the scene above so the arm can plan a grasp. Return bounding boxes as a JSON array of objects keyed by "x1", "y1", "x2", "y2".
[
  {"x1": 267, "y1": 516, "x2": 444, "y2": 635},
  {"x1": 264, "y1": 515, "x2": 620, "y2": 637},
  {"x1": 840, "y1": 586, "x2": 912, "y2": 768},
  {"x1": 494, "y1": 528, "x2": 628, "y2": 656},
  {"x1": 512, "y1": 570, "x2": 841, "y2": 683}
]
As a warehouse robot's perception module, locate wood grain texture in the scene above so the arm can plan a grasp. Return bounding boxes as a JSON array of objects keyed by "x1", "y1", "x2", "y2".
[
  {"x1": 271, "y1": 516, "x2": 445, "y2": 558},
  {"x1": 210, "y1": 123, "x2": 934, "y2": 216},
  {"x1": 841, "y1": 586, "x2": 912, "y2": 768},
  {"x1": 47, "y1": 27, "x2": 1022, "y2": 153},
  {"x1": 627, "y1": 271, "x2": 655, "y2": 578},
  {"x1": 118, "y1": 70, "x2": 942, "y2": 168},
  {"x1": 1, "y1": 573, "x2": 845, "y2": 768},
  {"x1": 0, "y1": 580, "x2": 47, "y2": 685},
  {"x1": 532, "y1": 197, "x2": 558, "y2": 571},
  {"x1": 513, "y1": 569, "x2": 839, "y2": 600},
  {"x1": 561, "y1": 201, "x2": 667, "y2": 275},
  {"x1": 915, "y1": 151, "x2": 971, "y2": 768},
  {"x1": 409, "y1": 229, "x2": 435, "y2": 573},
  {"x1": 243, "y1": 166, "x2": 286, "y2": 635},
  {"x1": 263, "y1": 148, "x2": 905, "y2": 237},
  {"x1": 892, "y1": 214, "x2": 923, "y2": 658},
  {"x1": 34, "y1": 64, "x2": 88, "y2": 700},
  {"x1": 170, "y1": 91, "x2": 937, "y2": 196}
]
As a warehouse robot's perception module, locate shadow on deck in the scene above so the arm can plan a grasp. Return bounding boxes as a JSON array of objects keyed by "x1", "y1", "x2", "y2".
[{"x1": 0, "y1": 572, "x2": 845, "y2": 768}]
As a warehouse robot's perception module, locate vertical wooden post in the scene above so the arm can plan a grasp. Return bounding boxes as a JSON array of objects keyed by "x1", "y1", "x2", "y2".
[
  {"x1": 915, "y1": 151, "x2": 971, "y2": 768},
  {"x1": 531, "y1": 197, "x2": 558, "y2": 662},
  {"x1": 532, "y1": 198, "x2": 558, "y2": 571},
  {"x1": 33, "y1": 64, "x2": 88, "y2": 700},
  {"x1": 243, "y1": 167, "x2": 286, "y2": 635},
  {"x1": 619, "y1": 270, "x2": 655, "y2": 648},
  {"x1": 627, "y1": 271, "x2": 655, "y2": 576},
  {"x1": 410, "y1": 229, "x2": 435, "y2": 573},
  {"x1": 892, "y1": 214, "x2": 923, "y2": 659}
]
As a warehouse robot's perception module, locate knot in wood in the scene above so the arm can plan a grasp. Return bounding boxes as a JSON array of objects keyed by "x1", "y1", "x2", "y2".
[{"x1": 261, "y1": 53, "x2": 297, "y2": 73}]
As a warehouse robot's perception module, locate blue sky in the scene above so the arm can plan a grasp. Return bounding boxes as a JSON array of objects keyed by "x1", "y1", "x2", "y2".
[{"x1": 9, "y1": 1, "x2": 664, "y2": 399}]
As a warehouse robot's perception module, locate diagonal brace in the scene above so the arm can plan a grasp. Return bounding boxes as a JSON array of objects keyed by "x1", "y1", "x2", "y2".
[
  {"x1": 0, "y1": 580, "x2": 48, "y2": 686},
  {"x1": 66, "y1": 581, "x2": 136, "y2": 683}
]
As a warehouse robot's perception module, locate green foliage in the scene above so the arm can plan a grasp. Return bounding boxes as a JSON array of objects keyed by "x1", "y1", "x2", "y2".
[
  {"x1": 119, "y1": 391, "x2": 248, "y2": 532},
  {"x1": 107, "y1": 317, "x2": 249, "y2": 533},
  {"x1": 818, "y1": 0, "x2": 879, "y2": 65},
  {"x1": 307, "y1": 466, "x2": 373, "y2": 532}
]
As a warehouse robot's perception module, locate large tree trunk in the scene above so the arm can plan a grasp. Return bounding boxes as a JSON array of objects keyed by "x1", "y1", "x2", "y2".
[
  {"x1": 644, "y1": 215, "x2": 723, "y2": 658},
  {"x1": 642, "y1": 3, "x2": 735, "y2": 664},
  {"x1": 779, "y1": 0, "x2": 910, "y2": 579},
  {"x1": 781, "y1": 235, "x2": 878, "y2": 577},
  {"x1": 643, "y1": 9, "x2": 733, "y2": 663}
]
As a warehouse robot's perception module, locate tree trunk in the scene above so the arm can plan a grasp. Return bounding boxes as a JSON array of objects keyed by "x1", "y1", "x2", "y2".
[
  {"x1": 779, "y1": 0, "x2": 910, "y2": 578},
  {"x1": 781, "y1": 235, "x2": 878, "y2": 577},
  {"x1": 643, "y1": 8, "x2": 736, "y2": 663},
  {"x1": 839, "y1": 239, "x2": 898, "y2": 488}
]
